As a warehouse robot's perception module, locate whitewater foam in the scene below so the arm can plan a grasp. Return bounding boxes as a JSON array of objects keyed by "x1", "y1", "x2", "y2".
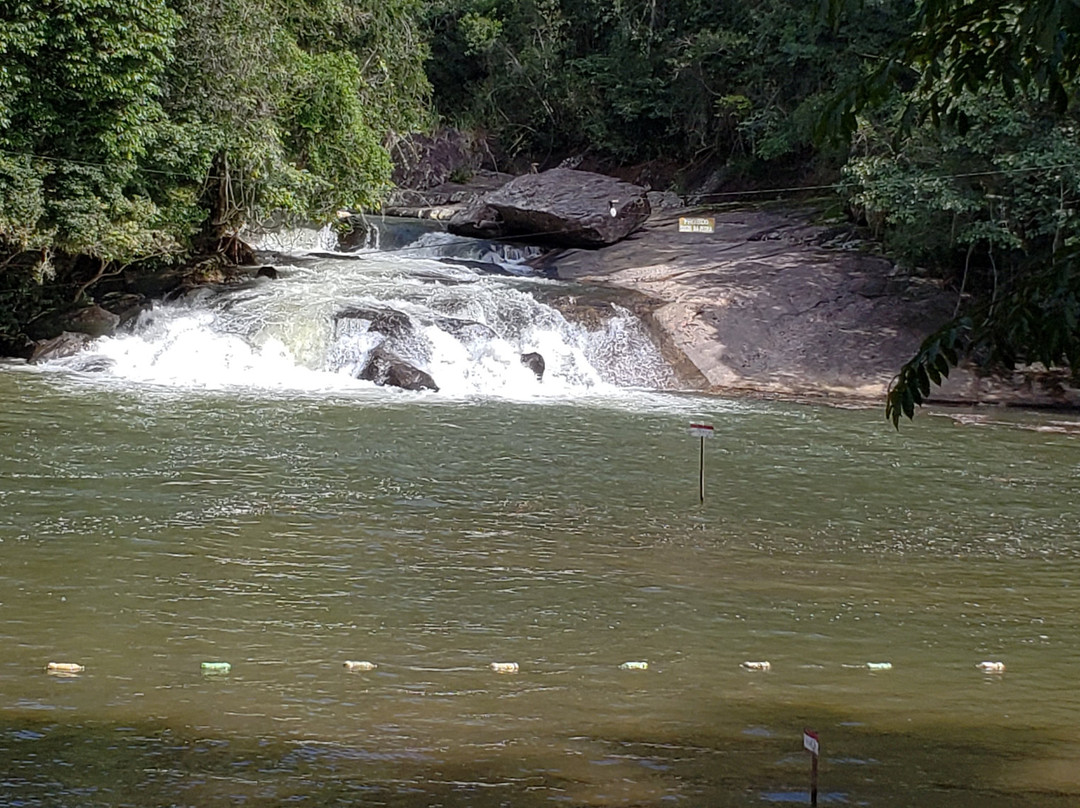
[{"x1": 29, "y1": 234, "x2": 674, "y2": 400}]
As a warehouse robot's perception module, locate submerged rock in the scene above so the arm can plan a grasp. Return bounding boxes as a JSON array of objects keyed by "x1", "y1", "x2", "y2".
[
  {"x1": 435, "y1": 317, "x2": 499, "y2": 343},
  {"x1": 28, "y1": 332, "x2": 94, "y2": 364},
  {"x1": 334, "y1": 306, "x2": 414, "y2": 339},
  {"x1": 448, "y1": 168, "x2": 650, "y2": 248},
  {"x1": 520, "y1": 351, "x2": 546, "y2": 381},
  {"x1": 357, "y1": 346, "x2": 438, "y2": 392}
]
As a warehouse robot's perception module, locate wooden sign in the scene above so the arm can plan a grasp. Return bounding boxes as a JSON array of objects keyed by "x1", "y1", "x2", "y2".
[{"x1": 679, "y1": 216, "x2": 715, "y2": 233}]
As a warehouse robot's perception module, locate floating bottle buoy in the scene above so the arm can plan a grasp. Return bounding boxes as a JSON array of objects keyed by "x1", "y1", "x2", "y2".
[
  {"x1": 201, "y1": 661, "x2": 231, "y2": 674},
  {"x1": 977, "y1": 661, "x2": 1005, "y2": 672},
  {"x1": 619, "y1": 661, "x2": 649, "y2": 671},
  {"x1": 490, "y1": 662, "x2": 519, "y2": 674},
  {"x1": 46, "y1": 662, "x2": 84, "y2": 675},
  {"x1": 866, "y1": 662, "x2": 893, "y2": 670},
  {"x1": 741, "y1": 661, "x2": 771, "y2": 671},
  {"x1": 343, "y1": 660, "x2": 377, "y2": 671}
]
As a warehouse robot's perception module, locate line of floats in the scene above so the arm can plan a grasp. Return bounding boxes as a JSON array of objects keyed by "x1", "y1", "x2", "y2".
[{"x1": 42, "y1": 659, "x2": 1008, "y2": 677}]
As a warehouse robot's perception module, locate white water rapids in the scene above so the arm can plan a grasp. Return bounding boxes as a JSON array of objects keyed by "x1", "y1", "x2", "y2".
[{"x1": 49, "y1": 223, "x2": 674, "y2": 398}]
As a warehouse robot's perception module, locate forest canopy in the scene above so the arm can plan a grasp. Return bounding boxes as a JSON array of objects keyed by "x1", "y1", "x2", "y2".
[{"x1": 0, "y1": 0, "x2": 431, "y2": 264}]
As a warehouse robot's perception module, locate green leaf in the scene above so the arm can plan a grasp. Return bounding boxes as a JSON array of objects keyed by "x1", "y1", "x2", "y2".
[
  {"x1": 901, "y1": 385, "x2": 915, "y2": 420},
  {"x1": 916, "y1": 364, "x2": 931, "y2": 397}
]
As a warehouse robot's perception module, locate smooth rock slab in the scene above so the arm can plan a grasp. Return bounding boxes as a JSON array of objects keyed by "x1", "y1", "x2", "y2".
[{"x1": 547, "y1": 208, "x2": 959, "y2": 399}]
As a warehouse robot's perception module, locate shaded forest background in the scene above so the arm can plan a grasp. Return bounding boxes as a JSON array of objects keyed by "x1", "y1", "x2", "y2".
[{"x1": 1, "y1": 0, "x2": 1078, "y2": 409}]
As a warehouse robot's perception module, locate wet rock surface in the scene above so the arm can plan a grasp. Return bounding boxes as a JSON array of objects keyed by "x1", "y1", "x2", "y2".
[
  {"x1": 334, "y1": 306, "x2": 415, "y2": 340},
  {"x1": 520, "y1": 351, "x2": 546, "y2": 381},
  {"x1": 357, "y1": 346, "x2": 439, "y2": 392},
  {"x1": 27, "y1": 332, "x2": 95, "y2": 364},
  {"x1": 26, "y1": 304, "x2": 121, "y2": 341}
]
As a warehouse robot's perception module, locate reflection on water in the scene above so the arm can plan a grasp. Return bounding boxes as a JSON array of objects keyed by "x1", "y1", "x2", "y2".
[{"x1": 2, "y1": 369, "x2": 1080, "y2": 806}]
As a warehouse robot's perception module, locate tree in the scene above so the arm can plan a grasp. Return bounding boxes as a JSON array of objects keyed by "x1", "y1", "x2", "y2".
[
  {"x1": 424, "y1": 0, "x2": 910, "y2": 171},
  {"x1": 822, "y1": 0, "x2": 1080, "y2": 425},
  {"x1": 0, "y1": 0, "x2": 432, "y2": 353},
  {"x1": 0, "y1": 0, "x2": 180, "y2": 260}
]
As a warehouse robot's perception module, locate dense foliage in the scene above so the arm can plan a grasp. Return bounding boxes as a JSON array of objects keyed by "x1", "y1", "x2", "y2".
[
  {"x1": 0, "y1": 0, "x2": 430, "y2": 261},
  {"x1": 0, "y1": 0, "x2": 430, "y2": 350},
  {"x1": 817, "y1": 0, "x2": 1080, "y2": 424},
  {"x1": 424, "y1": 0, "x2": 913, "y2": 172}
]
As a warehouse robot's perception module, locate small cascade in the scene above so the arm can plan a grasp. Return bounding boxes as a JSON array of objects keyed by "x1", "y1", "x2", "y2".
[
  {"x1": 51, "y1": 226, "x2": 675, "y2": 397},
  {"x1": 398, "y1": 231, "x2": 545, "y2": 276},
  {"x1": 248, "y1": 224, "x2": 341, "y2": 254}
]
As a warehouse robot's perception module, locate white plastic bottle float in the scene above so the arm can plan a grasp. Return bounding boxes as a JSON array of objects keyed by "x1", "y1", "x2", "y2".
[
  {"x1": 344, "y1": 660, "x2": 378, "y2": 671},
  {"x1": 46, "y1": 662, "x2": 84, "y2": 676},
  {"x1": 39, "y1": 657, "x2": 1012, "y2": 679}
]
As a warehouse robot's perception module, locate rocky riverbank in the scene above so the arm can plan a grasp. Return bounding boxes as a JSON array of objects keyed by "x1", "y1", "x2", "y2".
[
  {"x1": 12, "y1": 154, "x2": 1077, "y2": 409},
  {"x1": 552, "y1": 207, "x2": 1080, "y2": 408},
  {"x1": 545, "y1": 205, "x2": 950, "y2": 402},
  {"x1": 394, "y1": 167, "x2": 1080, "y2": 409},
  {"x1": 554, "y1": 210, "x2": 1080, "y2": 407}
]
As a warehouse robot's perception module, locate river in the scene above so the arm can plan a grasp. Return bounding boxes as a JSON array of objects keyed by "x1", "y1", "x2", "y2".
[{"x1": 2, "y1": 228, "x2": 1079, "y2": 806}]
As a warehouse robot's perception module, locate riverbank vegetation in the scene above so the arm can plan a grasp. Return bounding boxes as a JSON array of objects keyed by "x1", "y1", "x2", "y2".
[
  {"x1": 0, "y1": 0, "x2": 431, "y2": 353},
  {"x1": 1, "y1": 0, "x2": 1077, "y2": 415}
]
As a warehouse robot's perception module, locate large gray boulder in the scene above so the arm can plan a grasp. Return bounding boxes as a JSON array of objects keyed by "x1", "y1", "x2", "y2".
[{"x1": 447, "y1": 168, "x2": 650, "y2": 248}]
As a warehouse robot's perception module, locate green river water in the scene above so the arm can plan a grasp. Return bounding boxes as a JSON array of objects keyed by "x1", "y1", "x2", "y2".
[
  {"x1": 2, "y1": 370, "x2": 1079, "y2": 807},
  {"x1": 2, "y1": 238, "x2": 1080, "y2": 806}
]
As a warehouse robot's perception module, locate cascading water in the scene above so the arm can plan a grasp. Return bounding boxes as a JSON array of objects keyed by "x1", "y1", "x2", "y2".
[{"x1": 49, "y1": 222, "x2": 675, "y2": 397}]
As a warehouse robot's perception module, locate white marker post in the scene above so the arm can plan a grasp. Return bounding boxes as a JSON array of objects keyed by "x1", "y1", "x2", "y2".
[
  {"x1": 688, "y1": 423, "x2": 714, "y2": 502},
  {"x1": 803, "y1": 729, "x2": 820, "y2": 806}
]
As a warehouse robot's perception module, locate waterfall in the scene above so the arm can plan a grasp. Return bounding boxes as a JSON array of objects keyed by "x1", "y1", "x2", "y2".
[{"x1": 50, "y1": 223, "x2": 675, "y2": 398}]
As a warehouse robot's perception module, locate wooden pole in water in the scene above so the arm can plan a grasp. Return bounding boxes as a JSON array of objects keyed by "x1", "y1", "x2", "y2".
[
  {"x1": 803, "y1": 729, "x2": 820, "y2": 807},
  {"x1": 689, "y1": 423, "x2": 713, "y2": 503},
  {"x1": 699, "y1": 435, "x2": 705, "y2": 503}
]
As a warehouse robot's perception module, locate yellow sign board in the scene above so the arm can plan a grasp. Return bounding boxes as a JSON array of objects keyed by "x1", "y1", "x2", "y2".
[{"x1": 678, "y1": 216, "x2": 715, "y2": 233}]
